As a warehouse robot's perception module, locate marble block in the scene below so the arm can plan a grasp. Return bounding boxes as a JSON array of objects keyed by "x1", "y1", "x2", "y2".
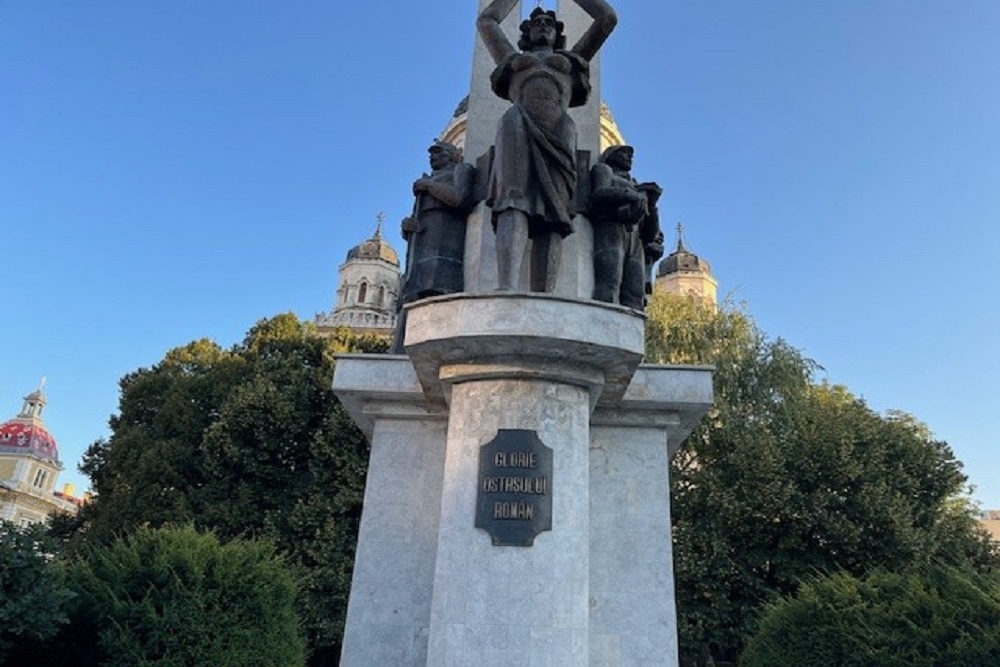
[
  {"x1": 333, "y1": 298, "x2": 714, "y2": 667},
  {"x1": 404, "y1": 293, "x2": 645, "y2": 408}
]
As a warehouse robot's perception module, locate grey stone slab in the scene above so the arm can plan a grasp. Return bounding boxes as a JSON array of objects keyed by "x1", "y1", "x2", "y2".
[
  {"x1": 332, "y1": 309, "x2": 713, "y2": 667},
  {"x1": 426, "y1": 374, "x2": 592, "y2": 666},
  {"x1": 591, "y1": 633, "x2": 624, "y2": 667},
  {"x1": 464, "y1": 0, "x2": 522, "y2": 168},
  {"x1": 404, "y1": 294, "x2": 645, "y2": 407},
  {"x1": 593, "y1": 365, "x2": 714, "y2": 455},
  {"x1": 464, "y1": 202, "x2": 500, "y2": 293},
  {"x1": 332, "y1": 355, "x2": 446, "y2": 439},
  {"x1": 589, "y1": 425, "x2": 680, "y2": 667},
  {"x1": 337, "y1": 391, "x2": 447, "y2": 666},
  {"x1": 558, "y1": 212, "x2": 596, "y2": 300},
  {"x1": 559, "y1": 0, "x2": 604, "y2": 162}
]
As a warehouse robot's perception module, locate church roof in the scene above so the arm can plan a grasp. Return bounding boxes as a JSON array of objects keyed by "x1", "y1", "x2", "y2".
[
  {"x1": 657, "y1": 227, "x2": 713, "y2": 278},
  {"x1": 345, "y1": 223, "x2": 399, "y2": 267},
  {"x1": 0, "y1": 388, "x2": 59, "y2": 463},
  {"x1": 0, "y1": 422, "x2": 58, "y2": 461}
]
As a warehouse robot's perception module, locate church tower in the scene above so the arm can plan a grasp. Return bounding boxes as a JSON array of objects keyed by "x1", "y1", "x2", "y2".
[
  {"x1": 315, "y1": 217, "x2": 402, "y2": 337},
  {"x1": 655, "y1": 224, "x2": 719, "y2": 307}
]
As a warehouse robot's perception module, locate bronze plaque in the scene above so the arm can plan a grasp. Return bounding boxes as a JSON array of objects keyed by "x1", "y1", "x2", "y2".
[{"x1": 475, "y1": 429, "x2": 553, "y2": 547}]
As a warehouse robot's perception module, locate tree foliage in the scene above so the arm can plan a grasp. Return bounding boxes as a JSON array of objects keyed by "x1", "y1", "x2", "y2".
[
  {"x1": 57, "y1": 315, "x2": 385, "y2": 664},
  {"x1": 54, "y1": 299, "x2": 998, "y2": 666},
  {"x1": 0, "y1": 520, "x2": 74, "y2": 662},
  {"x1": 60, "y1": 525, "x2": 305, "y2": 667},
  {"x1": 740, "y1": 566, "x2": 1000, "y2": 666},
  {"x1": 645, "y1": 293, "x2": 999, "y2": 665}
]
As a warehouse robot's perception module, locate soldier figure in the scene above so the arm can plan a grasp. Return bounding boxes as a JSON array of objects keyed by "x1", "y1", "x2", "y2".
[
  {"x1": 392, "y1": 141, "x2": 476, "y2": 353},
  {"x1": 400, "y1": 141, "x2": 476, "y2": 301},
  {"x1": 589, "y1": 145, "x2": 662, "y2": 309}
]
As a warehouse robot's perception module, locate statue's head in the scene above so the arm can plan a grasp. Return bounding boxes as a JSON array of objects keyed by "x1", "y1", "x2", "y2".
[
  {"x1": 518, "y1": 8, "x2": 566, "y2": 51},
  {"x1": 600, "y1": 144, "x2": 634, "y2": 171},
  {"x1": 428, "y1": 140, "x2": 462, "y2": 169}
]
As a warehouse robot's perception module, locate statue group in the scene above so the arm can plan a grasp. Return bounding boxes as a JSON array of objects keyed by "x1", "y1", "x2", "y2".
[{"x1": 397, "y1": 0, "x2": 662, "y2": 319}]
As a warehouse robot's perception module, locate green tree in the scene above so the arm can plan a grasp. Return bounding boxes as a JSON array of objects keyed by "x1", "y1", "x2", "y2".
[
  {"x1": 56, "y1": 315, "x2": 385, "y2": 665},
  {"x1": 645, "y1": 293, "x2": 999, "y2": 665},
  {"x1": 740, "y1": 566, "x2": 1000, "y2": 666},
  {"x1": 0, "y1": 520, "x2": 74, "y2": 663},
  {"x1": 62, "y1": 525, "x2": 305, "y2": 667},
  {"x1": 70, "y1": 337, "x2": 240, "y2": 545}
]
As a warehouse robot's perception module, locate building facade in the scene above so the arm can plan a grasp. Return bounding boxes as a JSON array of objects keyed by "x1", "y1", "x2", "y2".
[
  {"x1": 0, "y1": 387, "x2": 81, "y2": 526},
  {"x1": 982, "y1": 510, "x2": 1000, "y2": 543},
  {"x1": 655, "y1": 225, "x2": 718, "y2": 307},
  {"x1": 315, "y1": 222, "x2": 402, "y2": 337}
]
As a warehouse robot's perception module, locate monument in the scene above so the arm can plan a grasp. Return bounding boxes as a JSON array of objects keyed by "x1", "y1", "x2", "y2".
[{"x1": 332, "y1": 2, "x2": 714, "y2": 665}]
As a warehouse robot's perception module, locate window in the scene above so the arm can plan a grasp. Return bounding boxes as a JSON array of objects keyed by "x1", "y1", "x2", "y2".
[
  {"x1": 358, "y1": 282, "x2": 368, "y2": 304},
  {"x1": 33, "y1": 469, "x2": 48, "y2": 489}
]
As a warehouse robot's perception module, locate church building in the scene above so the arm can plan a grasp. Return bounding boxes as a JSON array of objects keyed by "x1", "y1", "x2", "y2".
[
  {"x1": 655, "y1": 225, "x2": 718, "y2": 308},
  {"x1": 0, "y1": 386, "x2": 81, "y2": 526},
  {"x1": 315, "y1": 220, "x2": 402, "y2": 338}
]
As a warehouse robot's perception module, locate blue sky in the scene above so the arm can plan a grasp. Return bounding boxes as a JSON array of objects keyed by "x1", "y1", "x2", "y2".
[{"x1": 2, "y1": 1, "x2": 998, "y2": 508}]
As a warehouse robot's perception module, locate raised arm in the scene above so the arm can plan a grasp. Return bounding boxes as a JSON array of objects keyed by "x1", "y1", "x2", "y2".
[
  {"x1": 569, "y1": 0, "x2": 618, "y2": 61},
  {"x1": 477, "y1": 0, "x2": 520, "y2": 64}
]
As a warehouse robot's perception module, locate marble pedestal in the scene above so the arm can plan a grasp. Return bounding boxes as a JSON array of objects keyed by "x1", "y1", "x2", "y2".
[{"x1": 334, "y1": 294, "x2": 713, "y2": 666}]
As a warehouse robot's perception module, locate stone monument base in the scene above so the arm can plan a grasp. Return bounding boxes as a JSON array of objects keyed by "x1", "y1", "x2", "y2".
[{"x1": 334, "y1": 294, "x2": 712, "y2": 666}]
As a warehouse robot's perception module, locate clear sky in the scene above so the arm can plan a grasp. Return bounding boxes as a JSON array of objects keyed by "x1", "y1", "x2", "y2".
[{"x1": 2, "y1": 1, "x2": 998, "y2": 507}]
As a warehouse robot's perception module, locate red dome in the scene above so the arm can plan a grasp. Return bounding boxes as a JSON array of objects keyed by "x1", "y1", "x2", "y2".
[{"x1": 0, "y1": 420, "x2": 59, "y2": 461}]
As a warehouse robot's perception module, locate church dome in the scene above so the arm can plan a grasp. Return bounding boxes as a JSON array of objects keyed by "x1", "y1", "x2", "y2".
[
  {"x1": 345, "y1": 225, "x2": 399, "y2": 266},
  {"x1": 0, "y1": 389, "x2": 59, "y2": 462},
  {"x1": 0, "y1": 421, "x2": 58, "y2": 461},
  {"x1": 657, "y1": 235, "x2": 713, "y2": 278}
]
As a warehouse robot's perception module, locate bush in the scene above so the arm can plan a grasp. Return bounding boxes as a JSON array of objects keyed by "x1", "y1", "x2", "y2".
[
  {"x1": 64, "y1": 525, "x2": 306, "y2": 667},
  {"x1": 740, "y1": 566, "x2": 1000, "y2": 666},
  {"x1": 0, "y1": 520, "x2": 73, "y2": 662}
]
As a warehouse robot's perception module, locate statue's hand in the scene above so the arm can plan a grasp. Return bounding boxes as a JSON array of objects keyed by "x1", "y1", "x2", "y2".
[
  {"x1": 616, "y1": 200, "x2": 646, "y2": 225},
  {"x1": 638, "y1": 182, "x2": 663, "y2": 204},
  {"x1": 401, "y1": 216, "x2": 423, "y2": 237}
]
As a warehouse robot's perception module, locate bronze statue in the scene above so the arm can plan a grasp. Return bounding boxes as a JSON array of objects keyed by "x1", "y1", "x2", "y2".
[
  {"x1": 391, "y1": 141, "x2": 475, "y2": 353},
  {"x1": 400, "y1": 141, "x2": 475, "y2": 301},
  {"x1": 589, "y1": 145, "x2": 662, "y2": 309},
  {"x1": 477, "y1": 0, "x2": 617, "y2": 291},
  {"x1": 643, "y1": 227, "x2": 665, "y2": 302}
]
